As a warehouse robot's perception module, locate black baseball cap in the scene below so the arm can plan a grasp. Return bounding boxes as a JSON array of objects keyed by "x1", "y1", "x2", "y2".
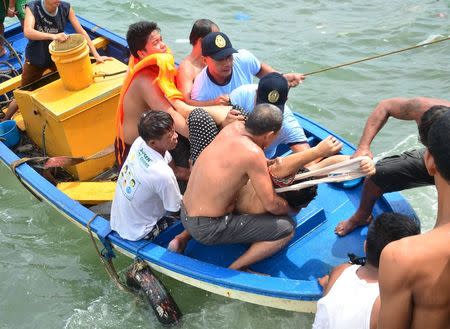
[
  {"x1": 256, "y1": 72, "x2": 289, "y2": 111},
  {"x1": 202, "y1": 32, "x2": 237, "y2": 60}
]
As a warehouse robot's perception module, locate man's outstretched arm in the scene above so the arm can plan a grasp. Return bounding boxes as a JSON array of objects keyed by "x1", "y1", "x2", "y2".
[{"x1": 354, "y1": 97, "x2": 428, "y2": 158}]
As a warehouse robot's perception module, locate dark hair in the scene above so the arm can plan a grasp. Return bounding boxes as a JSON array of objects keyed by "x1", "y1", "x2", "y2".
[
  {"x1": 189, "y1": 19, "x2": 219, "y2": 46},
  {"x1": 138, "y1": 111, "x2": 174, "y2": 142},
  {"x1": 126, "y1": 21, "x2": 160, "y2": 58},
  {"x1": 418, "y1": 105, "x2": 449, "y2": 146},
  {"x1": 424, "y1": 109, "x2": 450, "y2": 181},
  {"x1": 245, "y1": 103, "x2": 283, "y2": 136},
  {"x1": 366, "y1": 212, "x2": 420, "y2": 267}
]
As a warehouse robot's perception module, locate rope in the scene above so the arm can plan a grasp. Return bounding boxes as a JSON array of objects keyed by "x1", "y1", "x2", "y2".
[
  {"x1": 93, "y1": 70, "x2": 127, "y2": 78},
  {"x1": 304, "y1": 36, "x2": 450, "y2": 76},
  {"x1": 0, "y1": 34, "x2": 23, "y2": 69},
  {"x1": 86, "y1": 214, "x2": 130, "y2": 292}
]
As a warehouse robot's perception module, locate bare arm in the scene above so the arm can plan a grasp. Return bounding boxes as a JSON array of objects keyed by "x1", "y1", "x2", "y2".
[
  {"x1": 247, "y1": 151, "x2": 291, "y2": 215},
  {"x1": 256, "y1": 63, "x2": 305, "y2": 88},
  {"x1": 269, "y1": 136, "x2": 342, "y2": 178},
  {"x1": 68, "y1": 8, "x2": 111, "y2": 63},
  {"x1": 141, "y1": 84, "x2": 189, "y2": 138},
  {"x1": 176, "y1": 61, "x2": 231, "y2": 106},
  {"x1": 319, "y1": 263, "x2": 350, "y2": 296},
  {"x1": 23, "y1": 7, "x2": 68, "y2": 41},
  {"x1": 7, "y1": 0, "x2": 16, "y2": 17},
  {"x1": 378, "y1": 242, "x2": 413, "y2": 329},
  {"x1": 168, "y1": 98, "x2": 233, "y2": 125},
  {"x1": 354, "y1": 97, "x2": 431, "y2": 158},
  {"x1": 169, "y1": 161, "x2": 190, "y2": 181}
]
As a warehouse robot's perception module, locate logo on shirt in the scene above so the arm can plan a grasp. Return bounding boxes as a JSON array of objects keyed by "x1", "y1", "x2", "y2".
[
  {"x1": 268, "y1": 90, "x2": 280, "y2": 103},
  {"x1": 215, "y1": 35, "x2": 226, "y2": 48},
  {"x1": 137, "y1": 147, "x2": 153, "y2": 169},
  {"x1": 118, "y1": 163, "x2": 141, "y2": 200}
]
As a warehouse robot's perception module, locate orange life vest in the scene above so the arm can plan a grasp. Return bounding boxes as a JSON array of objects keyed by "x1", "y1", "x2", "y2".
[{"x1": 115, "y1": 51, "x2": 183, "y2": 166}]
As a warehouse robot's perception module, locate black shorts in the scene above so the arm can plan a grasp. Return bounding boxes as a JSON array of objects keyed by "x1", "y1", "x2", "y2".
[
  {"x1": 180, "y1": 204, "x2": 294, "y2": 245},
  {"x1": 371, "y1": 149, "x2": 434, "y2": 193}
]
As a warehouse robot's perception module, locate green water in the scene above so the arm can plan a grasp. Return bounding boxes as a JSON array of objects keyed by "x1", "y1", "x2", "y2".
[{"x1": 1, "y1": 1, "x2": 449, "y2": 328}]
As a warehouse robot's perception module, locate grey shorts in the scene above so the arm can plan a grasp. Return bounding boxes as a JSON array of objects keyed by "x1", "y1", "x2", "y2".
[
  {"x1": 180, "y1": 204, "x2": 295, "y2": 245},
  {"x1": 371, "y1": 149, "x2": 434, "y2": 193}
]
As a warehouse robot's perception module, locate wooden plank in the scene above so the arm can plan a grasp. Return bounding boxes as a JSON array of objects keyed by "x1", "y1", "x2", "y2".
[
  {"x1": 57, "y1": 181, "x2": 116, "y2": 205},
  {"x1": 0, "y1": 36, "x2": 110, "y2": 95},
  {"x1": 92, "y1": 36, "x2": 109, "y2": 49}
]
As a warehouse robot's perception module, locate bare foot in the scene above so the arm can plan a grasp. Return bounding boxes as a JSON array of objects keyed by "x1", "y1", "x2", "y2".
[
  {"x1": 167, "y1": 236, "x2": 187, "y2": 254},
  {"x1": 335, "y1": 215, "x2": 373, "y2": 237},
  {"x1": 0, "y1": 47, "x2": 6, "y2": 57}
]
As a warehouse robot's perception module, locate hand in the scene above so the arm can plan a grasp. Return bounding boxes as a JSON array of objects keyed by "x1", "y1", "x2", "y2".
[
  {"x1": 220, "y1": 109, "x2": 245, "y2": 128},
  {"x1": 94, "y1": 55, "x2": 113, "y2": 64},
  {"x1": 282, "y1": 72, "x2": 305, "y2": 88},
  {"x1": 315, "y1": 135, "x2": 343, "y2": 157},
  {"x1": 318, "y1": 274, "x2": 330, "y2": 289},
  {"x1": 7, "y1": 7, "x2": 16, "y2": 17},
  {"x1": 359, "y1": 157, "x2": 376, "y2": 176},
  {"x1": 214, "y1": 94, "x2": 230, "y2": 105},
  {"x1": 352, "y1": 146, "x2": 373, "y2": 159},
  {"x1": 53, "y1": 33, "x2": 69, "y2": 42}
]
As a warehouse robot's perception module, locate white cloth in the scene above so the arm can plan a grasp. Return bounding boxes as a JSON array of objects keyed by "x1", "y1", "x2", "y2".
[
  {"x1": 229, "y1": 84, "x2": 308, "y2": 158},
  {"x1": 191, "y1": 49, "x2": 260, "y2": 101},
  {"x1": 111, "y1": 137, "x2": 181, "y2": 241},
  {"x1": 312, "y1": 265, "x2": 379, "y2": 329}
]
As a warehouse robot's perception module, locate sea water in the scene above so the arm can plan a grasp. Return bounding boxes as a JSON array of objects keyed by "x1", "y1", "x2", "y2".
[{"x1": 1, "y1": 1, "x2": 449, "y2": 328}]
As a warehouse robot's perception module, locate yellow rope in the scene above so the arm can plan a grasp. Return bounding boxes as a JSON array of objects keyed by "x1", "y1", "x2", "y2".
[{"x1": 304, "y1": 36, "x2": 450, "y2": 76}]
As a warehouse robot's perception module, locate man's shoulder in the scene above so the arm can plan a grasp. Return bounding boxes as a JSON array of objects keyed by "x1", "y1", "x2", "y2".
[
  {"x1": 381, "y1": 235, "x2": 422, "y2": 271},
  {"x1": 229, "y1": 84, "x2": 257, "y2": 99}
]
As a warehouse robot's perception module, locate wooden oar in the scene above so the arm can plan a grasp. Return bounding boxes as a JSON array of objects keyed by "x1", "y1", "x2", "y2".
[{"x1": 43, "y1": 144, "x2": 115, "y2": 168}]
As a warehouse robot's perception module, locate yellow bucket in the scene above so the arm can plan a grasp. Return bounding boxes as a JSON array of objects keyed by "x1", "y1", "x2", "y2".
[{"x1": 49, "y1": 34, "x2": 93, "y2": 91}]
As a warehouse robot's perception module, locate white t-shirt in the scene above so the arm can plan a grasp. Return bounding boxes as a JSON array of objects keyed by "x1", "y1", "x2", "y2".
[
  {"x1": 312, "y1": 265, "x2": 379, "y2": 329},
  {"x1": 191, "y1": 49, "x2": 261, "y2": 101},
  {"x1": 110, "y1": 137, "x2": 181, "y2": 241},
  {"x1": 229, "y1": 84, "x2": 308, "y2": 158}
]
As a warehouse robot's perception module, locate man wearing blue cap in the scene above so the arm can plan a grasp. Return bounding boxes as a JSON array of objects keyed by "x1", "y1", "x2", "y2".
[{"x1": 190, "y1": 31, "x2": 304, "y2": 107}]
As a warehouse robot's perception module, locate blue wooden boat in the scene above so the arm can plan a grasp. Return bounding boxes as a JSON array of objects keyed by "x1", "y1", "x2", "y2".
[{"x1": 0, "y1": 18, "x2": 417, "y2": 313}]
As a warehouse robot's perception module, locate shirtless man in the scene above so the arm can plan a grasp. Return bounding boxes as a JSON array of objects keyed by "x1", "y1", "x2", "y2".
[
  {"x1": 176, "y1": 19, "x2": 222, "y2": 106},
  {"x1": 115, "y1": 21, "x2": 190, "y2": 166},
  {"x1": 115, "y1": 21, "x2": 238, "y2": 169},
  {"x1": 180, "y1": 104, "x2": 296, "y2": 271},
  {"x1": 335, "y1": 97, "x2": 450, "y2": 236},
  {"x1": 378, "y1": 107, "x2": 450, "y2": 329}
]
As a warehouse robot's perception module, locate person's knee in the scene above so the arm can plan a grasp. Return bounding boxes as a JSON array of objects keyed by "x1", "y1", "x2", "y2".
[{"x1": 276, "y1": 217, "x2": 295, "y2": 239}]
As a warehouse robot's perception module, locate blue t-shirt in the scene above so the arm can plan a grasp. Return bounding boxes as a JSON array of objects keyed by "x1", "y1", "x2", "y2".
[
  {"x1": 25, "y1": 0, "x2": 71, "y2": 68},
  {"x1": 191, "y1": 49, "x2": 261, "y2": 101},
  {"x1": 230, "y1": 84, "x2": 308, "y2": 158}
]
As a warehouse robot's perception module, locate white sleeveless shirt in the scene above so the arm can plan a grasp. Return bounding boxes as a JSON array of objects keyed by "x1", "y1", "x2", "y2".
[{"x1": 312, "y1": 265, "x2": 379, "y2": 329}]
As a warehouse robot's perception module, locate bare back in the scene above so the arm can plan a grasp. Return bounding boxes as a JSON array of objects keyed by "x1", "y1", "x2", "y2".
[
  {"x1": 184, "y1": 121, "x2": 289, "y2": 217},
  {"x1": 183, "y1": 122, "x2": 261, "y2": 216},
  {"x1": 407, "y1": 227, "x2": 450, "y2": 329},
  {"x1": 378, "y1": 224, "x2": 450, "y2": 329}
]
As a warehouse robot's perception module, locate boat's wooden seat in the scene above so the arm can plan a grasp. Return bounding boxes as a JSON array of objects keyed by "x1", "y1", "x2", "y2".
[{"x1": 57, "y1": 181, "x2": 115, "y2": 205}]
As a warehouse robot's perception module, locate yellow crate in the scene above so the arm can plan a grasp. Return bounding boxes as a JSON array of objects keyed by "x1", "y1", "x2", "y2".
[{"x1": 15, "y1": 58, "x2": 127, "y2": 180}]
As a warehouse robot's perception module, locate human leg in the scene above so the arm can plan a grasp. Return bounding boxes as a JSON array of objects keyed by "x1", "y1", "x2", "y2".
[
  {"x1": 334, "y1": 176, "x2": 382, "y2": 236},
  {"x1": 228, "y1": 231, "x2": 294, "y2": 271},
  {"x1": 335, "y1": 149, "x2": 433, "y2": 236}
]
